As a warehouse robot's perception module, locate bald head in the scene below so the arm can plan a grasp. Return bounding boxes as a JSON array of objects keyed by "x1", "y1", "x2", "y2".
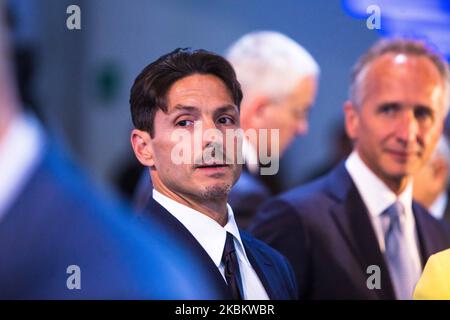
[
  {"x1": 350, "y1": 39, "x2": 450, "y2": 112},
  {"x1": 0, "y1": 1, "x2": 20, "y2": 138}
]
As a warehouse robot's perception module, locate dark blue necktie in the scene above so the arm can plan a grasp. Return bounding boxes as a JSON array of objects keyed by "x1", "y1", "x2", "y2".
[{"x1": 222, "y1": 232, "x2": 243, "y2": 300}]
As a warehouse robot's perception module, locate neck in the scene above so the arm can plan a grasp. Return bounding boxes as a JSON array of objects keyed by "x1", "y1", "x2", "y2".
[
  {"x1": 151, "y1": 173, "x2": 229, "y2": 226},
  {"x1": 415, "y1": 188, "x2": 442, "y2": 208},
  {"x1": 355, "y1": 149, "x2": 410, "y2": 196},
  {"x1": 417, "y1": 194, "x2": 435, "y2": 209},
  {"x1": 383, "y1": 176, "x2": 410, "y2": 196}
]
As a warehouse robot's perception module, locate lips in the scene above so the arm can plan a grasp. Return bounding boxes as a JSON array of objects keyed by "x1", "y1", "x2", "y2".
[
  {"x1": 194, "y1": 163, "x2": 229, "y2": 169},
  {"x1": 385, "y1": 149, "x2": 419, "y2": 160}
]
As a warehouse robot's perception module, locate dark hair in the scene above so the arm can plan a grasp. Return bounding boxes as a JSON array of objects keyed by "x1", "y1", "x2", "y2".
[{"x1": 130, "y1": 48, "x2": 243, "y2": 137}]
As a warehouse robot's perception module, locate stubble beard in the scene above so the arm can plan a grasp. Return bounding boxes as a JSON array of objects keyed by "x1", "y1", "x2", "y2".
[{"x1": 199, "y1": 183, "x2": 232, "y2": 201}]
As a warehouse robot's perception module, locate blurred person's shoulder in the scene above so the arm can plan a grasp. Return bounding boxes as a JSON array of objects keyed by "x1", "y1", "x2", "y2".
[
  {"x1": 0, "y1": 121, "x2": 226, "y2": 299},
  {"x1": 273, "y1": 164, "x2": 341, "y2": 212}
]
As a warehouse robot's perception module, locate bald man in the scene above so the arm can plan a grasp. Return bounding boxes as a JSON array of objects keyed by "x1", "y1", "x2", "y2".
[{"x1": 251, "y1": 39, "x2": 450, "y2": 299}]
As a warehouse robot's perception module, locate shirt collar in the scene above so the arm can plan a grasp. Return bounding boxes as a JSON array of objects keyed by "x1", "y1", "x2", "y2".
[
  {"x1": 345, "y1": 150, "x2": 413, "y2": 218},
  {"x1": 152, "y1": 189, "x2": 249, "y2": 268},
  {"x1": 0, "y1": 114, "x2": 44, "y2": 220}
]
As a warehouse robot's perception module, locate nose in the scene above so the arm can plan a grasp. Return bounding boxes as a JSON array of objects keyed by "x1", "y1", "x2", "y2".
[
  {"x1": 201, "y1": 119, "x2": 222, "y2": 148},
  {"x1": 396, "y1": 110, "x2": 418, "y2": 145}
]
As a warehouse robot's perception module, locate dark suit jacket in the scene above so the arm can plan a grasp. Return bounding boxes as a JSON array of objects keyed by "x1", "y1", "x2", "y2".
[
  {"x1": 249, "y1": 162, "x2": 450, "y2": 299},
  {"x1": 228, "y1": 167, "x2": 272, "y2": 230},
  {"x1": 0, "y1": 140, "x2": 227, "y2": 299},
  {"x1": 140, "y1": 196, "x2": 299, "y2": 300},
  {"x1": 135, "y1": 165, "x2": 278, "y2": 230},
  {"x1": 442, "y1": 191, "x2": 450, "y2": 223}
]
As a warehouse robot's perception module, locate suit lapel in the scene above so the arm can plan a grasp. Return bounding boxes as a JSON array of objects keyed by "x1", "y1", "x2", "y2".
[
  {"x1": 142, "y1": 197, "x2": 232, "y2": 299},
  {"x1": 412, "y1": 202, "x2": 435, "y2": 267},
  {"x1": 327, "y1": 163, "x2": 396, "y2": 299},
  {"x1": 240, "y1": 234, "x2": 277, "y2": 299},
  {"x1": 443, "y1": 192, "x2": 450, "y2": 223}
]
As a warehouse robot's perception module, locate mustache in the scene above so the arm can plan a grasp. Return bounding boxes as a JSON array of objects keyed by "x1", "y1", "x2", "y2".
[{"x1": 193, "y1": 142, "x2": 234, "y2": 165}]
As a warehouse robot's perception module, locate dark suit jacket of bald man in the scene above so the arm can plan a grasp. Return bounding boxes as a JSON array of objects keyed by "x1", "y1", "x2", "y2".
[{"x1": 250, "y1": 162, "x2": 450, "y2": 299}]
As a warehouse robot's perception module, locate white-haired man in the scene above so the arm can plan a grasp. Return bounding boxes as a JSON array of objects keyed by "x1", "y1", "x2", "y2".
[
  {"x1": 414, "y1": 135, "x2": 450, "y2": 222},
  {"x1": 226, "y1": 31, "x2": 320, "y2": 229}
]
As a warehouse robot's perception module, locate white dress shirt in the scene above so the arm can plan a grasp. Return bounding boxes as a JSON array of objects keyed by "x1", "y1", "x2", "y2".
[
  {"x1": 0, "y1": 114, "x2": 44, "y2": 221},
  {"x1": 152, "y1": 189, "x2": 269, "y2": 300},
  {"x1": 345, "y1": 151, "x2": 422, "y2": 282}
]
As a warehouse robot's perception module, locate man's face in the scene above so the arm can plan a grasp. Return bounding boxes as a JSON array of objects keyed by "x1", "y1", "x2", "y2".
[
  {"x1": 346, "y1": 53, "x2": 447, "y2": 186},
  {"x1": 149, "y1": 73, "x2": 242, "y2": 201},
  {"x1": 263, "y1": 76, "x2": 317, "y2": 155}
]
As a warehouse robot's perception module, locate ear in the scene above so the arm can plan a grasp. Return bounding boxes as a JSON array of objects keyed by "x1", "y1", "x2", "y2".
[
  {"x1": 241, "y1": 95, "x2": 272, "y2": 129},
  {"x1": 131, "y1": 129, "x2": 155, "y2": 167},
  {"x1": 344, "y1": 100, "x2": 359, "y2": 141}
]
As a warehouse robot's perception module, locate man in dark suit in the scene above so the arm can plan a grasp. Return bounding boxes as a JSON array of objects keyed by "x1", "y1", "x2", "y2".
[
  {"x1": 225, "y1": 31, "x2": 319, "y2": 229},
  {"x1": 250, "y1": 39, "x2": 450, "y2": 299},
  {"x1": 129, "y1": 48, "x2": 297, "y2": 299},
  {"x1": 0, "y1": 11, "x2": 226, "y2": 299},
  {"x1": 132, "y1": 31, "x2": 320, "y2": 230}
]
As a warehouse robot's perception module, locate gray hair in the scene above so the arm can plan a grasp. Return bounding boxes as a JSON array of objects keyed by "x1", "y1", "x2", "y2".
[
  {"x1": 349, "y1": 38, "x2": 450, "y2": 111},
  {"x1": 225, "y1": 31, "x2": 319, "y2": 101}
]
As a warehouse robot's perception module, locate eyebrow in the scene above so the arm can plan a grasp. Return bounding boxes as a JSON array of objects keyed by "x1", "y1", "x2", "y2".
[
  {"x1": 213, "y1": 104, "x2": 239, "y2": 116},
  {"x1": 377, "y1": 102, "x2": 401, "y2": 109},
  {"x1": 169, "y1": 105, "x2": 200, "y2": 114},
  {"x1": 169, "y1": 104, "x2": 239, "y2": 115}
]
